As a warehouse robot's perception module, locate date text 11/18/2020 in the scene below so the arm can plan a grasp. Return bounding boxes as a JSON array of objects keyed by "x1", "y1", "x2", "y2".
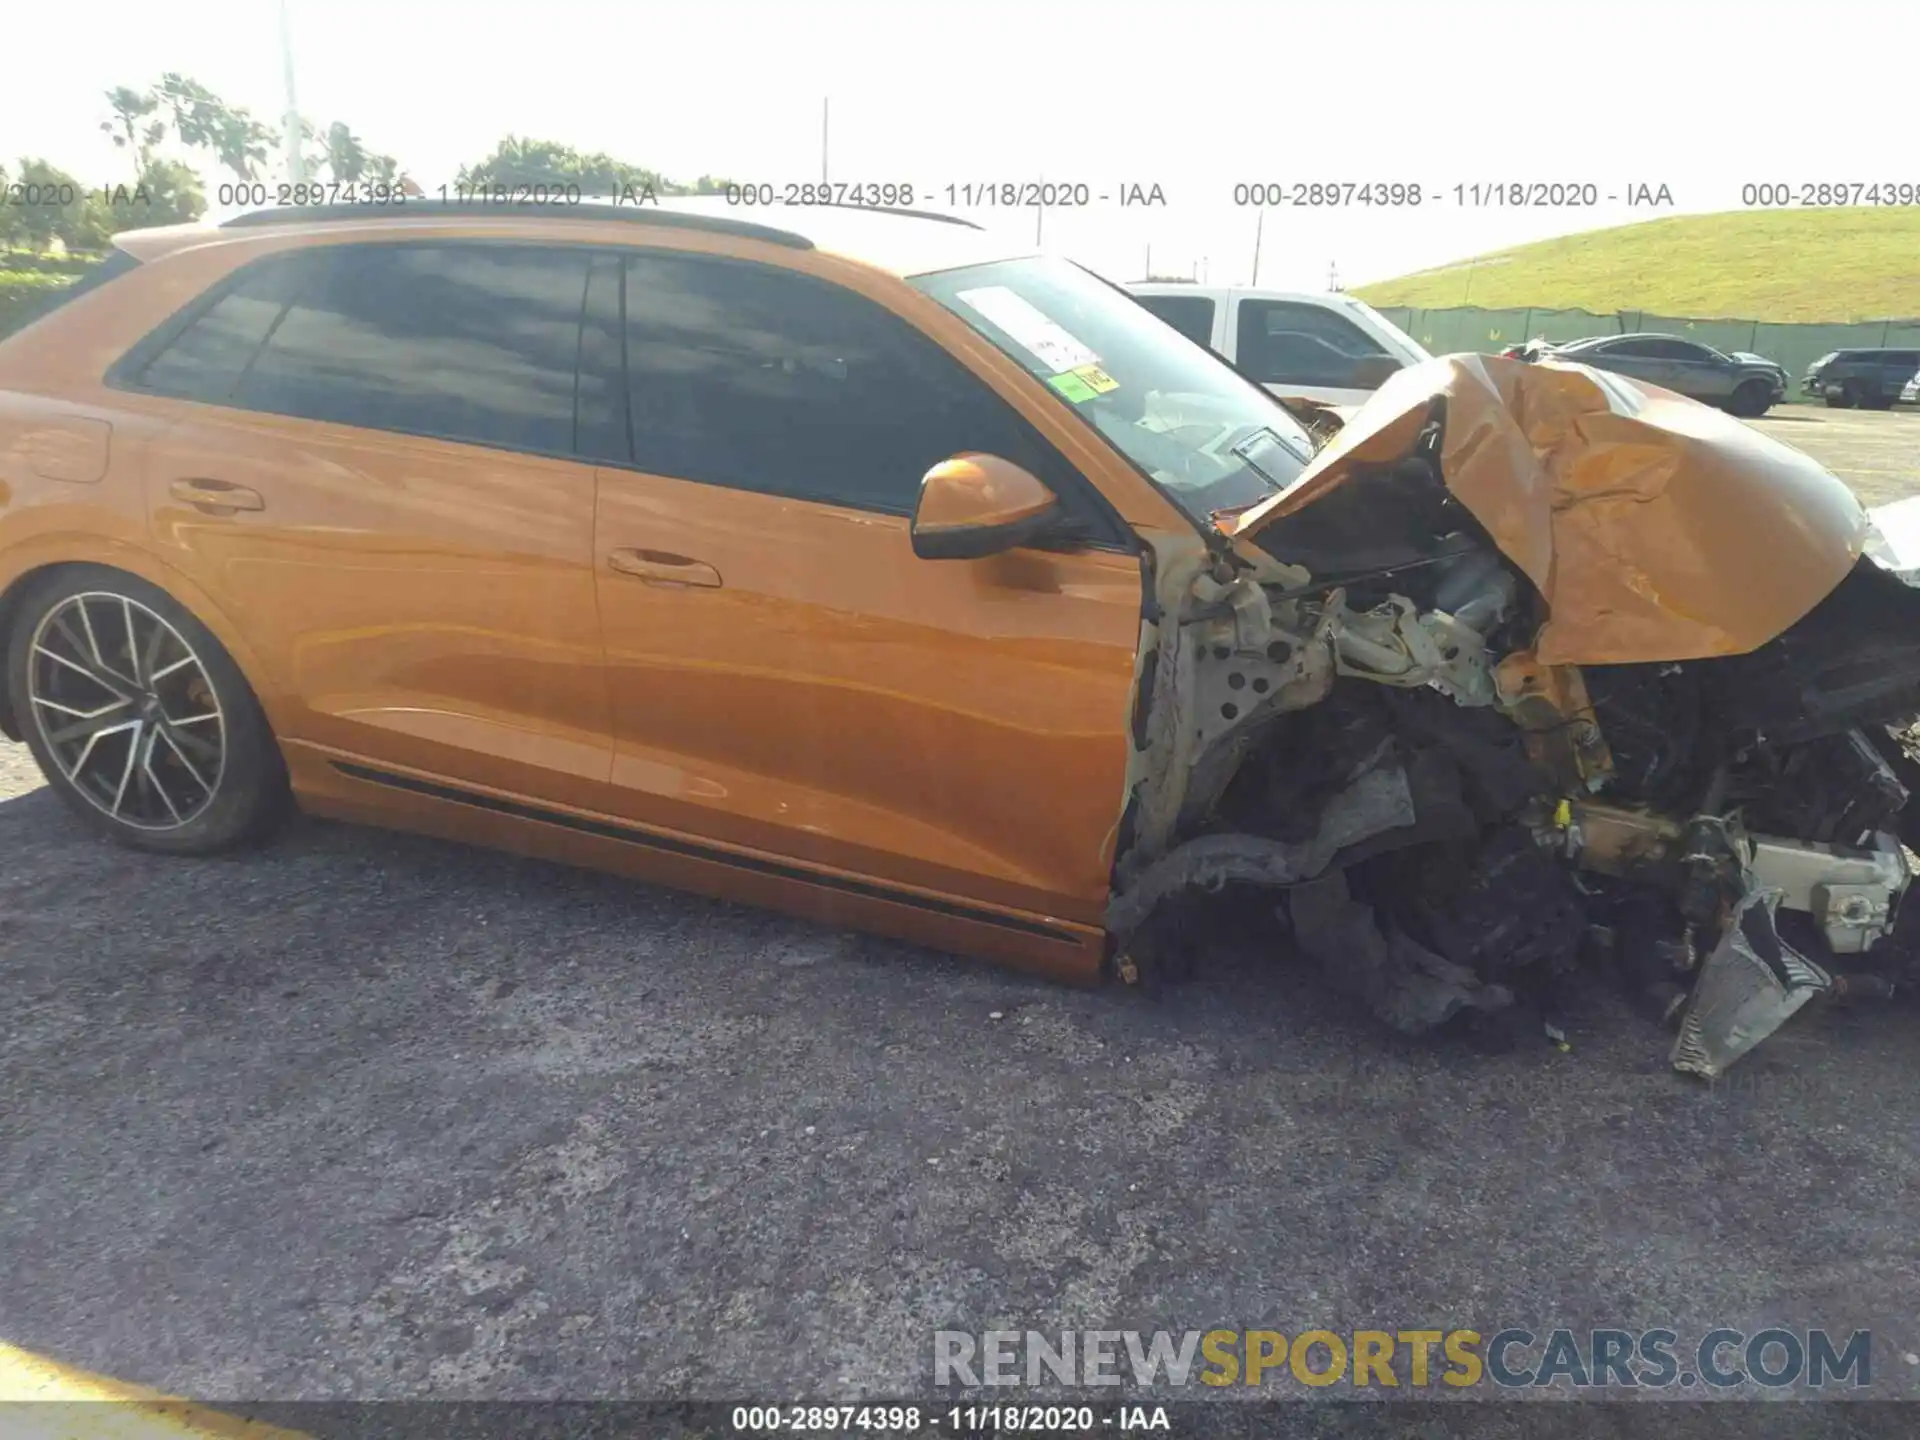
[
  {"x1": 716, "y1": 180, "x2": 1670, "y2": 210},
  {"x1": 722, "y1": 182, "x2": 1169, "y2": 208},
  {"x1": 728, "y1": 1404, "x2": 1173, "y2": 1433},
  {"x1": 1227, "y1": 181, "x2": 1677, "y2": 207},
  {"x1": 204, "y1": 181, "x2": 668, "y2": 209}
]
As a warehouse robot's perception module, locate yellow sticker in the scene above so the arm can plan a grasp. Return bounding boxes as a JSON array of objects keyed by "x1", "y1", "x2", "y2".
[{"x1": 1073, "y1": 364, "x2": 1120, "y2": 394}]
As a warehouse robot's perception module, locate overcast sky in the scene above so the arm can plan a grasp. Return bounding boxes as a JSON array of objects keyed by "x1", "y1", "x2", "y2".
[{"x1": 5, "y1": 0, "x2": 1911, "y2": 289}]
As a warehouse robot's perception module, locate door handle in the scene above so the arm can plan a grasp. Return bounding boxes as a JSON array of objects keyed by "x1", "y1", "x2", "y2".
[
  {"x1": 170, "y1": 477, "x2": 265, "y2": 514},
  {"x1": 606, "y1": 548, "x2": 723, "y2": 588}
]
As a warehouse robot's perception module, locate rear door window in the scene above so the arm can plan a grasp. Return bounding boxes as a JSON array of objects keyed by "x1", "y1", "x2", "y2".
[
  {"x1": 235, "y1": 245, "x2": 594, "y2": 454},
  {"x1": 131, "y1": 255, "x2": 305, "y2": 402},
  {"x1": 121, "y1": 243, "x2": 598, "y2": 458}
]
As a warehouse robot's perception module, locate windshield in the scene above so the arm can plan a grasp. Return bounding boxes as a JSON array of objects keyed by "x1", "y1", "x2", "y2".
[{"x1": 911, "y1": 257, "x2": 1315, "y2": 524}]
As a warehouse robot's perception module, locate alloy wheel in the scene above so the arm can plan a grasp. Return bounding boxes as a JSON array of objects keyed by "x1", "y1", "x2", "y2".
[{"x1": 25, "y1": 591, "x2": 228, "y2": 831}]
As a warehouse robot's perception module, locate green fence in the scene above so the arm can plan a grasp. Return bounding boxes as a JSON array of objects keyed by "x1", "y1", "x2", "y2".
[{"x1": 1372, "y1": 305, "x2": 1920, "y2": 388}]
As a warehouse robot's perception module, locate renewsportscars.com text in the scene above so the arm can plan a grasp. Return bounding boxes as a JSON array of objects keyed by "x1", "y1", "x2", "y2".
[{"x1": 933, "y1": 1327, "x2": 1873, "y2": 1391}]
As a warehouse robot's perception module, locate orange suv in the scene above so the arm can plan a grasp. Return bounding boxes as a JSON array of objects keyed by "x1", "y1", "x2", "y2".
[
  {"x1": 2, "y1": 198, "x2": 1916, "y2": 1075},
  {"x1": 0, "y1": 200, "x2": 1278, "y2": 978}
]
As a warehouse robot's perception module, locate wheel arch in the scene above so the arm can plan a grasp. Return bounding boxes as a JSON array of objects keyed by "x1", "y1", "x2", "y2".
[
  {"x1": 1730, "y1": 375, "x2": 1774, "y2": 416},
  {"x1": 0, "y1": 542, "x2": 287, "y2": 743}
]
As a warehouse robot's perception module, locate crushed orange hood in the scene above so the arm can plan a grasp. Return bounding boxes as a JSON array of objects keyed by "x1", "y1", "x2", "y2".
[{"x1": 1229, "y1": 354, "x2": 1871, "y2": 666}]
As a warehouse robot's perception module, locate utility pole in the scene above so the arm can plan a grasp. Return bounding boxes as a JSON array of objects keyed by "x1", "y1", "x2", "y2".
[
  {"x1": 279, "y1": 0, "x2": 305, "y2": 183},
  {"x1": 821, "y1": 98, "x2": 830, "y2": 182},
  {"x1": 1251, "y1": 209, "x2": 1264, "y2": 286}
]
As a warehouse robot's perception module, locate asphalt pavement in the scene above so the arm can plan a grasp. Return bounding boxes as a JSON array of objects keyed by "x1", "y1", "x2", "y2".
[{"x1": 4, "y1": 755, "x2": 1917, "y2": 1412}]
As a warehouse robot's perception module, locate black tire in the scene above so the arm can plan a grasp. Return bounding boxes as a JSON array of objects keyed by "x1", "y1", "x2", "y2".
[
  {"x1": 5, "y1": 565, "x2": 288, "y2": 854},
  {"x1": 1727, "y1": 380, "x2": 1773, "y2": 418},
  {"x1": 1826, "y1": 384, "x2": 1856, "y2": 409}
]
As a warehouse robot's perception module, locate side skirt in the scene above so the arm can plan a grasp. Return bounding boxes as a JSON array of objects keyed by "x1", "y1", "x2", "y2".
[{"x1": 282, "y1": 743, "x2": 1107, "y2": 982}]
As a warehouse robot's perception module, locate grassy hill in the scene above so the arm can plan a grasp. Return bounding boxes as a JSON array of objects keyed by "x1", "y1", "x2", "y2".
[{"x1": 1353, "y1": 208, "x2": 1920, "y2": 322}]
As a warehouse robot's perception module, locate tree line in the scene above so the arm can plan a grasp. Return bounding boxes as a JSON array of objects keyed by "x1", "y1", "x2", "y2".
[{"x1": 1, "y1": 75, "x2": 736, "y2": 255}]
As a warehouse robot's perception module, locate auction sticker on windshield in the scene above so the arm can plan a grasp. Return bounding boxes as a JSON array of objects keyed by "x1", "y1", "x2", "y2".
[
  {"x1": 955, "y1": 286, "x2": 1101, "y2": 373},
  {"x1": 1048, "y1": 363, "x2": 1121, "y2": 403}
]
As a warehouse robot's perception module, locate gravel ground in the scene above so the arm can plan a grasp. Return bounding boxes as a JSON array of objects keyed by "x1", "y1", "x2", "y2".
[
  {"x1": 2, "y1": 408, "x2": 1918, "y2": 1425},
  {"x1": 0, "y1": 739, "x2": 40, "y2": 802},
  {"x1": 1751, "y1": 403, "x2": 1920, "y2": 508}
]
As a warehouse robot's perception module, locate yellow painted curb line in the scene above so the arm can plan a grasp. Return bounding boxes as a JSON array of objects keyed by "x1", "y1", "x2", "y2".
[{"x1": 0, "y1": 1343, "x2": 308, "y2": 1439}]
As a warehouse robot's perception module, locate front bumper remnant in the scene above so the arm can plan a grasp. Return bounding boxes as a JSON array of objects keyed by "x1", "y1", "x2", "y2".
[
  {"x1": 1746, "y1": 833, "x2": 1910, "y2": 953},
  {"x1": 1672, "y1": 886, "x2": 1832, "y2": 1080}
]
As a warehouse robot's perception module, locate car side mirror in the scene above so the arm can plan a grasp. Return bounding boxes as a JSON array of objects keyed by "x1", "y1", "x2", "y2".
[
  {"x1": 911, "y1": 454, "x2": 1064, "y2": 560},
  {"x1": 1348, "y1": 354, "x2": 1403, "y2": 390}
]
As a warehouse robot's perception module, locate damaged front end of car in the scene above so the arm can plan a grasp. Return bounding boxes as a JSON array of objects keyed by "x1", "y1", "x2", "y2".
[{"x1": 1107, "y1": 354, "x2": 1920, "y2": 1076}]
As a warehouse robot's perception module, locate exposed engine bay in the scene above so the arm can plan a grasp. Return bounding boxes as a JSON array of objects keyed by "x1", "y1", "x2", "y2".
[{"x1": 1107, "y1": 357, "x2": 1920, "y2": 1077}]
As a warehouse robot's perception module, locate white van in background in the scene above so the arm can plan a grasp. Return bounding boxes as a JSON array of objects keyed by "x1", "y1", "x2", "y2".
[{"x1": 1126, "y1": 284, "x2": 1432, "y2": 407}]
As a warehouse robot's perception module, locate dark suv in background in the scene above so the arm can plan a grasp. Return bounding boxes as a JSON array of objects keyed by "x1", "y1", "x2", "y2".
[{"x1": 1803, "y1": 349, "x2": 1920, "y2": 409}]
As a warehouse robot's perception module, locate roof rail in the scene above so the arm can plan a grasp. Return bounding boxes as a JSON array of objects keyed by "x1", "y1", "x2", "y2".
[{"x1": 217, "y1": 200, "x2": 814, "y2": 249}]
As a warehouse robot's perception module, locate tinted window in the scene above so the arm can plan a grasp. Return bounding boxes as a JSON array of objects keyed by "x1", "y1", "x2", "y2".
[
  {"x1": 1887, "y1": 351, "x2": 1920, "y2": 368},
  {"x1": 1645, "y1": 338, "x2": 1714, "y2": 361},
  {"x1": 622, "y1": 253, "x2": 1065, "y2": 515},
  {"x1": 135, "y1": 256, "x2": 301, "y2": 401},
  {"x1": 1604, "y1": 339, "x2": 1661, "y2": 358},
  {"x1": 220, "y1": 244, "x2": 593, "y2": 454},
  {"x1": 1236, "y1": 300, "x2": 1387, "y2": 386},
  {"x1": 1134, "y1": 294, "x2": 1217, "y2": 348}
]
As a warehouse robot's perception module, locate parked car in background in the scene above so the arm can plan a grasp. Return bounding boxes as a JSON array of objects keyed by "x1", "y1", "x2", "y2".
[
  {"x1": 1125, "y1": 284, "x2": 1431, "y2": 406},
  {"x1": 1901, "y1": 369, "x2": 1920, "y2": 406},
  {"x1": 1518, "y1": 333, "x2": 1787, "y2": 417},
  {"x1": 1804, "y1": 348, "x2": 1920, "y2": 409}
]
